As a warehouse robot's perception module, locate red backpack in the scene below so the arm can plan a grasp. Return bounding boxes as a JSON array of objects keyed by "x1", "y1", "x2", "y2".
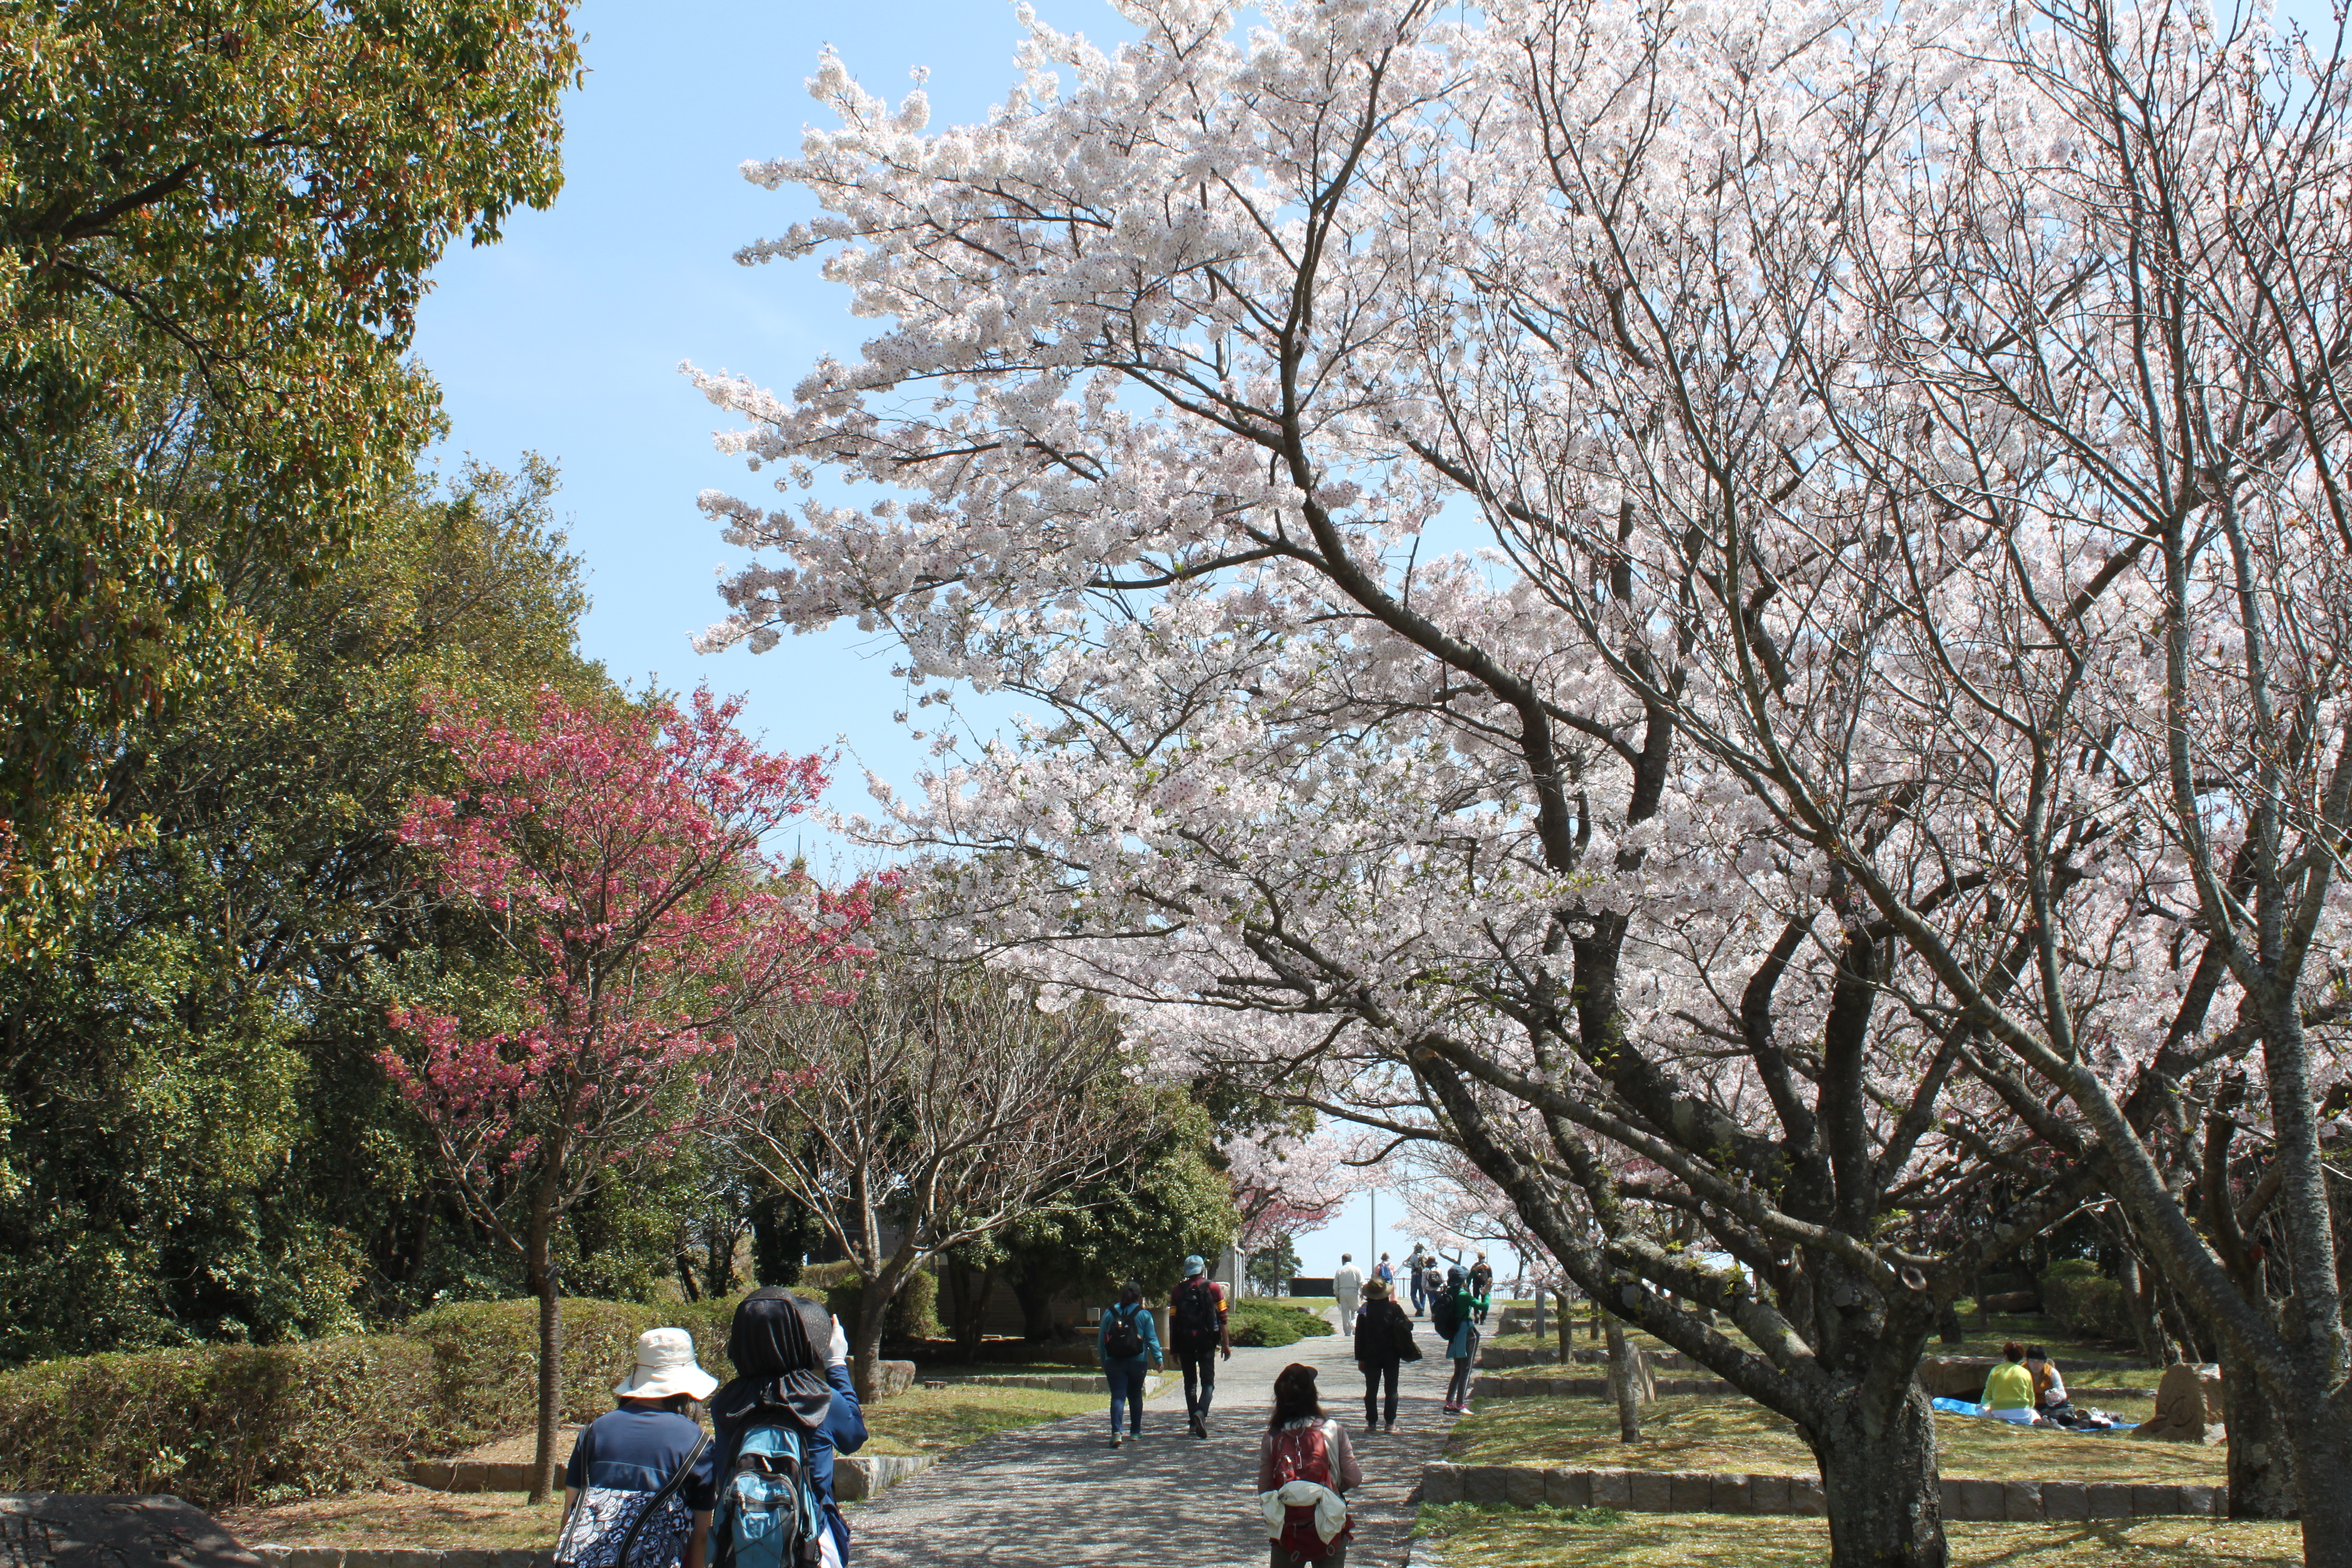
[{"x1": 1267, "y1": 1419, "x2": 1351, "y2": 1562}]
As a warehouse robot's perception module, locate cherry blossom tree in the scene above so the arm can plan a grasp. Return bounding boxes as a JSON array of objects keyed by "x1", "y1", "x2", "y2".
[
  {"x1": 385, "y1": 685, "x2": 879, "y2": 1500},
  {"x1": 676, "y1": 1, "x2": 2351, "y2": 1559},
  {"x1": 1224, "y1": 1127, "x2": 1357, "y2": 1255}
]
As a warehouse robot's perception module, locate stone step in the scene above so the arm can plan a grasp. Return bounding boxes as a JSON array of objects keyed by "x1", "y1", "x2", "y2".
[{"x1": 1419, "y1": 1463, "x2": 2225, "y2": 1521}]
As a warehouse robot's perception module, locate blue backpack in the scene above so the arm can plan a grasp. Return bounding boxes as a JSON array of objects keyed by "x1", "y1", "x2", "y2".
[{"x1": 714, "y1": 1421, "x2": 826, "y2": 1568}]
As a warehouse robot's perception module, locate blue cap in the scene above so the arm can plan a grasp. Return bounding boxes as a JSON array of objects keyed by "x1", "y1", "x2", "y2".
[{"x1": 1183, "y1": 1254, "x2": 1206, "y2": 1276}]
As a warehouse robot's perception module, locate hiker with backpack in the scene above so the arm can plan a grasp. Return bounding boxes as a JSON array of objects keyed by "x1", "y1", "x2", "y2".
[
  {"x1": 1468, "y1": 1253, "x2": 1493, "y2": 1326},
  {"x1": 1170, "y1": 1253, "x2": 1231, "y2": 1438},
  {"x1": 1351, "y1": 1278, "x2": 1418, "y2": 1433},
  {"x1": 1431, "y1": 1265, "x2": 1480, "y2": 1414},
  {"x1": 1404, "y1": 1242, "x2": 1431, "y2": 1317},
  {"x1": 555, "y1": 1328, "x2": 720, "y2": 1568},
  {"x1": 709, "y1": 1287, "x2": 868, "y2": 1568},
  {"x1": 1256, "y1": 1362, "x2": 1363, "y2": 1567},
  {"x1": 1096, "y1": 1279, "x2": 1165, "y2": 1447}
]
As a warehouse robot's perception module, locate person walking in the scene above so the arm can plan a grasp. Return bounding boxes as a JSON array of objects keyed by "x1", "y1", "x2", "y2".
[
  {"x1": 1372, "y1": 1253, "x2": 1395, "y2": 1296},
  {"x1": 1405, "y1": 1242, "x2": 1430, "y2": 1317},
  {"x1": 1256, "y1": 1363, "x2": 1363, "y2": 1568},
  {"x1": 1468, "y1": 1252, "x2": 1493, "y2": 1326},
  {"x1": 1351, "y1": 1279, "x2": 1417, "y2": 1433},
  {"x1": 1096, "y1": 1280, "x2": 1164, "y2": 1448},
  {"x1": 708, "y1": 1288, "x2": 868, "y2": 1568},
  {"x1": 1332, "y1": 1253, "x2": 1365, "y2": 1326},
  {"x1": 1171, "y1": 1253, "x2": 1232, "y2": 1437},
  {"x1": 557, "y1": 1328, "x2": 720, "y2": 1568},
  {"x1": 1433, "y1": 1265, "x2": 1480, "y2": 1414}
]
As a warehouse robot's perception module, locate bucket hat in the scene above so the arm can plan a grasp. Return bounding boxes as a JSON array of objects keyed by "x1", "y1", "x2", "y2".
[{"x1": 614, "y1": 1327, "x2": 719, "y2": 1401}]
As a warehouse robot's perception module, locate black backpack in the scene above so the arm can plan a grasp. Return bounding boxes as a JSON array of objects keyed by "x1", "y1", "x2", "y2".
[
  {"x1": 1103, "y1": 1303, "x2": 1146, "y2": 1359},
  {"x1": 1171, "y1": 1276, "x2": 1221, "y2": 1352},
  {"x1": 1431, "y1": 1288, "x2": 1461, "y2": 1339}
]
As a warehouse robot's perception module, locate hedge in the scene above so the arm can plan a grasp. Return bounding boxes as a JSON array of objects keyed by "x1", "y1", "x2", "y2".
[
  {"x1": 796, "y1": 1262, "x2": 941, "y2": 1343},
  {"x1": 0, "y1": 1296, "x2": 742, "y2": 1511},
  {"x1": 2039, "y1": 1259, "x2": 2134, "y2": 1343},
  {"x1": 1230, "y1": 1298, "x2": 1335, "y2": 1348}
]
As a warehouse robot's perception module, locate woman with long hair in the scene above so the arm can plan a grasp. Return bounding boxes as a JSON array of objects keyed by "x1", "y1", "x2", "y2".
[
  {"x1": 1255, "y1": 1363, "x2": 1363, "y2": 1567},
  {"x1": 1351, "y1": 1279, "x2": 1417, "y2": 1433}
]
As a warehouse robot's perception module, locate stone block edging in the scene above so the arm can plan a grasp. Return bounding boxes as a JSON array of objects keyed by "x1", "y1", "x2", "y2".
[
  {"x1": 834, "y1": 1452, "x2": 936, "y2": 1502},
  {"x1": 1419, "y1": 1463, "x2": 2226, "y2": 1521}
]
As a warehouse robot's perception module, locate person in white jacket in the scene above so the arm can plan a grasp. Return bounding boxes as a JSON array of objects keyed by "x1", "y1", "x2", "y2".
[{"x1": 1332, "y1": 1254, "x2": 1365, "y2": 1326}]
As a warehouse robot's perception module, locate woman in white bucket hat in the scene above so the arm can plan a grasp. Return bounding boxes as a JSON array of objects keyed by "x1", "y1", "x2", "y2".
[{"x1": 556, "y1": 1329, "x2": 721, "y2": 1568}]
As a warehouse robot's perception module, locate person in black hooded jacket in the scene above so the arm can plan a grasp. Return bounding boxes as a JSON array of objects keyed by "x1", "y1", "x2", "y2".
[
  {"x1": 709, "y1": 1287, "x2": 868, "y2": 1568},
  {"x1": 1352, "y1": 1279, "x2": 1417, "y2": 1433}
]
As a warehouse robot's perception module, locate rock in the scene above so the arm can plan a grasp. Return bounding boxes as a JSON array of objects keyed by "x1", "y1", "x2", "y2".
[
  {"x1": 1979, "y1": 1290, "x2": 2041, "y2": 1314},
  {"x1": 2131, "y1": 1362, "x2": 2225, "y2": 1444},
  {"x1": 1915, "y1": 1357, "x2": 1996, "y2": 1400},
  {"x1": 871, "y1": 1360, "x2": 918, "y2": 1400}
]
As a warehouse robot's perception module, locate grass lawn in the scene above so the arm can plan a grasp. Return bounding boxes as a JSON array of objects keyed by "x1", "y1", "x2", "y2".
[
  {"x1": 219, "y1": 1487, "x2": 566, "y2": 1551},
  {"x1": 1446, "y1": 1392, "x2": 2221, "y2": 1485},
  {"x1": 1415, "y1": 1504, "x2": 2301, "y2": 1566},
  {"x1": 858, "y1": 1383, "x2": 1106, "y2": 1455}
]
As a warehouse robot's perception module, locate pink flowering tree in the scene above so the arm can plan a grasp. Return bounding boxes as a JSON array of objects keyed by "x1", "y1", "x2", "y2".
[
  {"x1": 1224, "y1": 1129, "x2": 1357, "y2": 1266},
  {"x1": 675, "y1": 2, "x2": 2352, "y2": 1560},
  {"x1": 385, "y1": 685, "x2": 880, "y2": 1501}
]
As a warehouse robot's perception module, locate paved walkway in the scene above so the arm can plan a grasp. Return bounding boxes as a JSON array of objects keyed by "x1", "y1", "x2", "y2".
[{"x1": 848, "y1": 1309, "x2": 1458, "y2": 1567}]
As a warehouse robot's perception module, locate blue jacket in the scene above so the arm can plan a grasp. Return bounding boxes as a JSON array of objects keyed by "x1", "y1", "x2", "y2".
[
  {"x1": 1096, "y1": 1301, "x2": 1163, "y2": 1365},
  {"x1": 711, "y1": 1364, "x2": 866, "y2": 1562}
]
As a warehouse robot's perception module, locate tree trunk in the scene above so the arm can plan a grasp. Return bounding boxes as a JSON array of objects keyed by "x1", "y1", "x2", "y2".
[
  {"x1": 526, "y1": 1242, "x2": 564, "y2": 1506},
  {"x1": 1813, "y1": 1387, "x2": 1948, "y2": 1568},
  {"x1": 674, "y1": 1251, "x2": 702, "y2": 1303},
  {"x1": 1555, "y1": 1290, "x2": 1572, "y2": 1366},
  {"x1": 852, "y1": 1288, "x2": 891, "y2": 1405},
  {"x1": 2285, "y1": 1405, "x2": 2352, "y2": 1566},
  {"x1": 2222, "y1": 1340, "x2": 2298, "y2": 1519},
  {"x1": 1012, "y1": 1275, "x2": 1055, "y2": 1342},
  {"x1": 1602, "y1": 1314, "x2": 1642, "y2": 1443},
  {"x1": 1935, "y1": 1299, "x2": 1963, "y2": 1348}
]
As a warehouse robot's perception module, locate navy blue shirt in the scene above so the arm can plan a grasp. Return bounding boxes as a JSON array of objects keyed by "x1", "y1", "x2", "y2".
[
  {"x1": 711, "y1": 1366, "x2": 866, "y2": 1561},
  {"x1": 563, "y1": 1407, "x2": 718, "y2": 1512}
]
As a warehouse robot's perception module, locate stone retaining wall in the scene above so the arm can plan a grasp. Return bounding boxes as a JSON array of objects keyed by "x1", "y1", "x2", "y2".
[
  {"x1": 1419, "y1": 1463, "x2": 2225, "y2": 1521},
  {"x1": 834, "y1": 1453, "x2": 935, "y2": 1501}
]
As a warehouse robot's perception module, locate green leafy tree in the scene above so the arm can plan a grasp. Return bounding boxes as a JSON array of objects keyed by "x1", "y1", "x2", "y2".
[
  {"x1": 0, "y1": 460, "x2": 616, "y2": 1363},
  {"x1": 959, "y1": 1089, "x2": 1239, "y2": 1344},
  {"x1": 0, "y1": 0, "x2": 577, "y2": 953}
]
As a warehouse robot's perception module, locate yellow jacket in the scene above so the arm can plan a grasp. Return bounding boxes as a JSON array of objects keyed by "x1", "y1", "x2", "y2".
[{"x1": 1982, "y1": 1361, "x2": 2037, "y2": 1410}]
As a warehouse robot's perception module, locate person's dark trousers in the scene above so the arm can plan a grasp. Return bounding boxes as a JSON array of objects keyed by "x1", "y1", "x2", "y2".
[
  {"x1": 1362, "y1": 1360, "x2": 1399, "y2": 1427},
  {"x1": 1180, "y1": 1350, "x2": 1218, "y2": 1428},
  {"x1": 1105, "y1": 1357, "x2": 1148, "y2": 1434},
  {"x1": 1409, "y1": 1274, "x2": 1426, "y2": 1315}
]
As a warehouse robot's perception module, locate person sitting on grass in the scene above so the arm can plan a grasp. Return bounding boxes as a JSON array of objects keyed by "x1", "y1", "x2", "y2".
[
  {"x1": 2026, "y1": 1345, "x2": 2077, "y2": 1424},
  {"x1": 1981, "y1": 1340, "x2": 2040, "y2": 1423}
]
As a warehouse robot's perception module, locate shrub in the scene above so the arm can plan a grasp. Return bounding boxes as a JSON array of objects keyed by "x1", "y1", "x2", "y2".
[
  {"x1": 2039, "y1": 1259, "x2": 2133, "y2": 1343},
  {"x1": 1229, "y1": 1298, "x2": 1335, "y2": 1348},
  {"x1": 0, "y1": 1334, "x2": 435, "y2": 1509},
  {"x1": 0, "y1": 1295, "x2": 749, "y2": 1511},
  {"x1": 797, "y1": 1263, "x2": 941, "y2": 1344}
]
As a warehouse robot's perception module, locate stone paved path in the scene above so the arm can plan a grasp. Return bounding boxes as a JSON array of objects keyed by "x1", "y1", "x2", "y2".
[{"x1": 847, "y1": 1309, "x2": 1459, "y2": 1567}]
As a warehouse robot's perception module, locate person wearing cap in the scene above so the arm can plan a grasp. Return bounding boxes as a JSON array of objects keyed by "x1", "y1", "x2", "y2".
[
  {"x1": 560, "y1": 1328, "x2": 720, "y2": 1568},
  {"x1": 1170, "y1": 1252, "x2": 1232, "y2": 1438},
  {"x1": 1468, "y1": 1252, "x2": 1493, "y2": 1326}
]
